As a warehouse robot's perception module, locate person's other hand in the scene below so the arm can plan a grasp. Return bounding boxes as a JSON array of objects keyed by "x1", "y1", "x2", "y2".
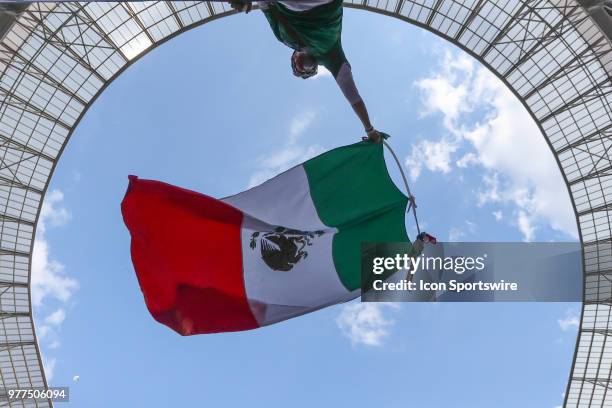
[
  {"x1": 230, "y1": 1, "x2": 252, "y2": 13},
  {"x1": 366, "y1": 128, "x2": 382, "y2": 143},
  {"x1": 411, "y1": 239, "x2": 424, "y2": 257}
]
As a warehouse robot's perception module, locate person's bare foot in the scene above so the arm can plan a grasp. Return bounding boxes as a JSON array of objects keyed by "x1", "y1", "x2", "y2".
[{"x1": 230, "y1": 1, "x2": 252, "y2": 13}]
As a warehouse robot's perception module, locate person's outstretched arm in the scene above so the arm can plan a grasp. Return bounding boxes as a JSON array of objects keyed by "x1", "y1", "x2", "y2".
[{"x1": 335, "y1": 63, "x2": 381, "y2": 142}]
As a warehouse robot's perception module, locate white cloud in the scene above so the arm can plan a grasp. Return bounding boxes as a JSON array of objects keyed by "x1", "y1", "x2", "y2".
[
  {"x1": 558, "y1": 310, "x2": 580, "y2": 331},
  {"x1": 456, "y1": 152, "x2": 478, "y2": 168},
  {"x1": 448, "y1": 228, "x2": 464, "y2": 242},
  {"x1": 405, "y1": 138, "x2": 458, "y2": 181},
  {"x1": 415, "y1": 52, "x2": 474, "y2": 125},
  {"x1": 448, "y1": 220, "x2": 476, "y2": 241},
  {"x1": 45, "y1": 308, "x2": 66, "y2": 327},
  {"x1": 517, "y1": 210, "x2": 536, "y2": 242},
  {"x1": 413, "y1": 50, "x2": 577, "y2": 240},
  {"x1": 31, "y1": 190, "x2": 78, "y2": 383},
  {"x1": 37, "y1": 324, "x2": 50, "y2": 339},
  {"x1": 289, "y1": 111, "x2": 316, "y2": 143},
  {"x1": 43, "y1": 357, "x2": 56, "y2": 382},
  {"x1": 72, "y1": 375, "x2": 80, "y2": 382},
  {"x1": 31, "y1": 240, "x2": 74, "y2": 306},
  {"x1": 336, "y1": 303, "x2": 399, "y2": 346},
  {"x1": 32, "y1": 190, "x2": 78, "y2": 307},
  {"x1": 249, "y1": 111, "x2": 324, "y2": 187},
  {"x1": 477, "y1": 173, "x2": 501, "y2": 206},
  {"x1": 465, "y1": 220, "x2": 477, "y2": 233},
  {"x1": 493, "y1": 210, "x2": 503, "y2": 221}
]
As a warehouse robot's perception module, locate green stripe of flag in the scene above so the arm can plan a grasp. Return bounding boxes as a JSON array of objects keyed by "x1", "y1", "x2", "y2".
[{"x1": 303, "y1": 141, "x2": 410, "y2": 290}]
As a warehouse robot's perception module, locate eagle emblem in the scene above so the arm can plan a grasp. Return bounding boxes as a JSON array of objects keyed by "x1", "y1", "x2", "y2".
[{"x1": 249, "y1": 226, "x2": 324, "y2": 271}]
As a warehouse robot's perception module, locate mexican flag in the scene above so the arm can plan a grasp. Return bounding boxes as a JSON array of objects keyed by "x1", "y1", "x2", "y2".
[{"x1": 121, "y1": 141, "x2": 410, "y2": 335}]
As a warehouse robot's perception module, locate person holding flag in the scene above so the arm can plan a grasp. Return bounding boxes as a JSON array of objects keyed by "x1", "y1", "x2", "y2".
[{"x1": 231, "y1": 0, "x2": 383, "y2": 143}]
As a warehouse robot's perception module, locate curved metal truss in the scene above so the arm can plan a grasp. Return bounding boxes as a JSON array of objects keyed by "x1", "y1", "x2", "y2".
[{"x1": 0, "y1": 1, "x2": 610, "y2": 407}]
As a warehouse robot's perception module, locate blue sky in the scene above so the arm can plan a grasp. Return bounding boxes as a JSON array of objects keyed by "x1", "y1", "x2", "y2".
[{"x1": 30, "y1": 8, "x2": 579, "y2": 408}]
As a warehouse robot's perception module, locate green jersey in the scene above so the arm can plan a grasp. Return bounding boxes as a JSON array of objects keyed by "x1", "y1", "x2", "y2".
[{"x1": 262, "y1": 0, "x2": 348, "y2": 77}]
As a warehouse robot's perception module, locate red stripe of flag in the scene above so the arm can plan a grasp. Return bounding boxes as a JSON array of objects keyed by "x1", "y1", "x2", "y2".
[{"x1": 121, "y1": 176, "x2": 258, "y2": 335}]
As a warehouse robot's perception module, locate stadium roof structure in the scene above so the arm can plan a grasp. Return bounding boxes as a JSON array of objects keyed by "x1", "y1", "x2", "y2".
[{"x1": 0, "y1": 0, "x2": 611, "y2": 406}]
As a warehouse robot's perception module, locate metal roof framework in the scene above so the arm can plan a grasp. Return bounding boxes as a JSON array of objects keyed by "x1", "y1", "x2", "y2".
[{"x1": 0, "y1": 1, "x2": 610, "y2": 407}]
